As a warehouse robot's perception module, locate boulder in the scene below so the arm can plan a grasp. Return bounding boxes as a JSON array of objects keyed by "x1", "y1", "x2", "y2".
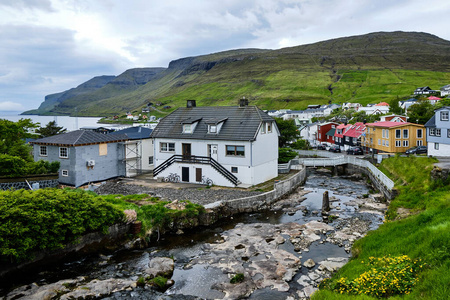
[{"x1": 145, "y1": 257, "x2": 175, "y2": 278}]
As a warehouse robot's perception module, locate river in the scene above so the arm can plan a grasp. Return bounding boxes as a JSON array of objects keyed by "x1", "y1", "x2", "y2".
[{"x1": 1, "y1": 170, "x2": 386, "y2": 299}]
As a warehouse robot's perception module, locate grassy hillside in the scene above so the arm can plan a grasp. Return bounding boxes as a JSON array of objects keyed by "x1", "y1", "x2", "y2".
[
  {"x1": 28, "y1": 31, "x2": 450, "y2": 117},
  {"x1": 313, "y1": 156, "x2": 450, "y2": 299}
]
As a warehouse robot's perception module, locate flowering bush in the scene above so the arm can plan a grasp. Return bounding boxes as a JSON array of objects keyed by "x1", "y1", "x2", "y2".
[{"x1": 330, "y1": 255, "x2": 425, "y2": 298}]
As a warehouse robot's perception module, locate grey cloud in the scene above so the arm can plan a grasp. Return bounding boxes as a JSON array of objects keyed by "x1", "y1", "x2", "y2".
[{"x1": 0, "y1": 0, "x2": 54, "y2": 11}]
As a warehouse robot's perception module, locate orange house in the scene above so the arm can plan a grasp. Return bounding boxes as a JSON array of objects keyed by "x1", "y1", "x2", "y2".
[{"x1": 362, "y1": 121, "x2": 426, "y2": 153}]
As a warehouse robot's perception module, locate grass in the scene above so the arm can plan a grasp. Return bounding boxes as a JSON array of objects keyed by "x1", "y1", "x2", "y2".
[{"x1": 313, "y1": 156, "x2": 450, "y2": 299}]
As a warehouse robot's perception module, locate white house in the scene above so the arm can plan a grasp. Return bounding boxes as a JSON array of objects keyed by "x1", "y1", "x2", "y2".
[
  {"x1": 440, "y1": 84, "x2": 450, "y2": 97},
  {"x1": 299, "y1": 122, "x2": 319, "y2": 147},
  {"x1": 151, "y1": 100, "x2": 279, "y2": 187}
]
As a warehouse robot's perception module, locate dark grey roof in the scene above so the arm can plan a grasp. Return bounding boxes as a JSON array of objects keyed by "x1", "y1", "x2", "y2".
[
  {"x1": 424, "y1": 115, "x2": 436, "y2": 128},
  {"x1": 110, "y1": 126, "x2": 153, "y2": 140},
  {"x1": 151, "y1": 106, "x2": 275, "y2": 141},
  {"x1": 30, "y1": 130, "x2": 128, "y2": 146},
  {"x1": 326, "y1": 128, "x2": 336, "y2": 136}
]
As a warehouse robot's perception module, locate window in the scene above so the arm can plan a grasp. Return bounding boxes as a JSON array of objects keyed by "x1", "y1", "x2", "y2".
[
  {"x1": 378, "y1": 139, "x2": 381, "y2": 145},
  {"x1": 231, "y1": 167, "x2": 238, "y2": 173},
  {"x1": 160, "y1": 142, "x2": 175, "y2": 152},
  {"x1": 395, "y1": 129, "x2": 401, "y2": 139},
  {"x1": 149, "y1": 156, "x2": 154, "y2": 164},
  {"x1": 403, "y1": 129, "x2": 409, "y2": 139},
  {"x1": 59, "y1": 147, "x2": 68, "y2": 158},
  {"x1": 395, "y1": 140, "x2": 401, "y2": 147},
  {"x1": 386, "y1": 140, "x2": 389, "y2": 147},
  {"x1": 99, "y1": 143, "x2": 107, "y2": 156},
  {"x1": 39, "y1": 146, "x2": 47, "y2": 156},
  {"x1": 370, "y1": 138, "x2": 373, "y2": 144},
  {"x1": 261, "y1": 123, "x2": 266, "y2": 134},
  {"x1": 441, "y1": 111, "x2": 449, "y2": 121},
  {"x1": 209, "y1": 125, "x2": 217, "y2": 133},
  {"x1": 403, "y1": 140, "x2": 409, "y2": 147},
  {"x1": 267, "y1": 122, "x2": 272, "y2": 133},
  {"x1": 435, "y1": 143, "x2": 439, "y2": 150},
  {"x1": 183, "y1": 124, "x2": 192, "y2": 133},
  {"x1": 448, "y1": 129, "x2": 450, "y2": 138},
  {"x1": 226, "y1": 145, "x2": 245, "y2": 156},
  {"x1": 382, "y1": 129, "x2": 385, "y2": 138},
  {"x1": 345, "y1": 136, "x2": 349, "y2": 142},
  {"x1": 61, "y1": 169, "x2": 69, "y2": 176},
  {"x1": 430, "y1": 128, "x2": 436, "y2": 136},
  {"x1": 382, "y1": 140, "x2": 385, "y2": 146},
  {"x1": 436, "y1": 129, "x2": 441, "y2": 137},
  {"x1": 417, "y1": 140, "x2": 423, "y2": 146},
  {"x1": 417, "y1": 129, "x2": 423, "y2": 138}
]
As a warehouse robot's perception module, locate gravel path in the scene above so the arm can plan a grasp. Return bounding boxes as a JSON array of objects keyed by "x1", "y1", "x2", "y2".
[{"x1": 94, "y1": 181, "x2": 263, "y2": 206}]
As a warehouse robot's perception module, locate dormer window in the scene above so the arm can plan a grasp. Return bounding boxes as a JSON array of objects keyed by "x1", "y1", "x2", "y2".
[
  {"x1": 209, "y1": 125, "x2": 217, "y2": 133},
  {"x1": 183, "y1": 124, "x2": 192, "y2": 133}
]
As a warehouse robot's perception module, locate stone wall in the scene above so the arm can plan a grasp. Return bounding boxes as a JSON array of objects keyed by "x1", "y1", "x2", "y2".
[
  {"x1": 345, "y1": 164, "x2": 398, "y2": 200},
  {"x1": 0, "y1": 175, "x2": 59, "y2": 190},
  {"x1": 221, "y1": 166, "x2": 307, "y2": 213}
]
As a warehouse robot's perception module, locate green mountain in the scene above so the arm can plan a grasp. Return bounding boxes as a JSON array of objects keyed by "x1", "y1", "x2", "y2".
[{"x1": 24, "y1": 31, "x2": 450, "y2": 117}]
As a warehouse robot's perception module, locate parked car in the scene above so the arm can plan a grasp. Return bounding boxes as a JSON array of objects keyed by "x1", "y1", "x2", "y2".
[
  {"x1": 346, "y1": 146, "x2": 364, "y2": 155},
  {"x1": 329, "y1": 145, "x2": 341, "y2": 153},
  {"x1": 317, "y1": 144, "x2": 328, "y2": 150},
  {"x1": 405, "y1": 145, "x2": 427, "y2": 155}
]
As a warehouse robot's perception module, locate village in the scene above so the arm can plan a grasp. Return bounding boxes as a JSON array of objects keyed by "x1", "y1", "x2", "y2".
[{"x1": 21, "y1": 84, "x2": 450, "y2": 189}]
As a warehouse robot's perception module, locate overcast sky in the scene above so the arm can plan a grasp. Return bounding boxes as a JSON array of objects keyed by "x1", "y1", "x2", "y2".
[{"x1": 1, "y1": 0, "x2": 449, "y2": 112}]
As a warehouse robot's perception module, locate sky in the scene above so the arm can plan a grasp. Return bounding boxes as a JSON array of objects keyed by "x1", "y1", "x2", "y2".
[{"x1": 1, "y1": 0, "x2": 449, "y2": 112}]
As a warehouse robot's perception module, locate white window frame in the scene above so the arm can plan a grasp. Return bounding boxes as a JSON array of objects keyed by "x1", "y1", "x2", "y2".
[
  {"x1": 378, "y1": 139, "x2": 381, "y2": 145},
  {"x1": 440, "y1": 111, "x2": 449, "y2": 121},
  {"x1": 417, "y1": 140, "x2": 423, "y2": 146},
  {"x1": 209, "y1": 125, "x2": 217, "y2": 133},
  {"x1": 39, "y1": 146, "x2": 47, "y2": 157},
  {"x1": 417, "y1": 129, "x2": 423, "y2": 139},
  {"x1": 430, "y1": 128, "x2": 436, "y2": 136},
  {"x1": 160, "y1": 142, "x2": 175, "y2": 152},
  {"x1": 183, "y1": 124, "x2": 192, "y2": 133},
  {"x1": 403, "y1": 129, "x2": 409, "y2": 139},
  {"x1": 61, "y1": 169, "x2": 69, "y2": 176},
  {"x1": 436, "y1": 129, "x2": 441, "y2": 137},
  {"x1": 395, "y1": 140, "x2": 401, "y2": 147},
  {"x1": 261, "y1": 123, "x2": 266, "y2": 134},
  {"x1": 435, "y1": 143, "x2": 439, "y2": 150},
  {"x1": 403, "y1": 140, "x2": 409, "y2": 147},
  {"x1": 59, "y1": 147, "x2": 68, "y2": 158},
  {"x1": 395, "y1": 129, "x2": 401, "y2": 139}
]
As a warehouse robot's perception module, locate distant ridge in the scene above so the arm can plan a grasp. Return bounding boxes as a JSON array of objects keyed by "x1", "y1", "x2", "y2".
[{"x1": 23, "y1": 31, "x2": 450, "y2": 117}]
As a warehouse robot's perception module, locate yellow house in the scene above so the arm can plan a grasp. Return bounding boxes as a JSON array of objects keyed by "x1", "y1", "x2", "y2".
[{"x1": 362, "y1": 121, "x2": 426, "y2": 153}]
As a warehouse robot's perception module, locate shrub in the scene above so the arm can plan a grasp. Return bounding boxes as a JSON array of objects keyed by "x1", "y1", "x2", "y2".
[
  {"x1": 329, "y1": 255, "x2": 425, "y2": 298},
  {"x1": 230, "y1": 273, "x2": 245, "y2": 284},
  {"x1": 278, "y1": 148, "x2": 297, "y2": 163}
]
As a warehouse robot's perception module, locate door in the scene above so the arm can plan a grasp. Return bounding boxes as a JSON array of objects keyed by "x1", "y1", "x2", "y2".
[
  {"x1": 196, "y1": 168, "x2": 202, "y2": 182},
  {"x1": 208, "y1": 144, "x2": 218, "y2": 161},
  {"x1": 182, "y1": 143, "x2": 191, "y2": 158},
  {"x1": 182, "y1": 167, "x2": 190, "y2": 182}
]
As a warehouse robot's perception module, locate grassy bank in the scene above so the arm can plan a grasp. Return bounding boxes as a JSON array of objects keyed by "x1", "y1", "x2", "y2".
[{"x1": 313, "y1": 156, "x2": 450, "y2": 299}]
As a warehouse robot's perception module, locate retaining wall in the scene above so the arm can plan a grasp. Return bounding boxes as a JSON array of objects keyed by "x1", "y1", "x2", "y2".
[
  {"x1": 0, "y1": 175, "x2": 59, "y2": 190},
  {"x1": 220, "y1": 166, "x2": 306, "y2": 212}
]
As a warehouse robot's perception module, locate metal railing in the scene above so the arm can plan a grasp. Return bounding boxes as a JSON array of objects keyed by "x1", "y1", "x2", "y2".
[
  {"x1": 279, "y1": 151, "x2": 395, "y2": 190},
  {"x1": 153, "y1": 155, "x2": 239, "y2": 186}
]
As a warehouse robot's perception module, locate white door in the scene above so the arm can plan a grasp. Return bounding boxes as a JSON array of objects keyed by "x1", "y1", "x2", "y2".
[{"x1": 208, "y1": 144, "x2": 218, "y2": 161}]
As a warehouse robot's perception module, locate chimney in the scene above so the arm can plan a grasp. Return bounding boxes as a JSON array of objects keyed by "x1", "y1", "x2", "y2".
[
  {"x1": 239, "y1": 97, "x2": 248, "y2": 107},
  {"x1": 186, "y1": 100, "x2": 196, "y2": 108}
]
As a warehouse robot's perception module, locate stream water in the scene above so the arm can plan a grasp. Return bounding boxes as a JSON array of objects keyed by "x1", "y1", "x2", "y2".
[{"x1": 1, "y1": 170, "x2": 386, "y2": 299}]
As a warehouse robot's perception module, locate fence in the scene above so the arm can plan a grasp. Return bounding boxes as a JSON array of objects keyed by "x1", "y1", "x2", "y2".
[{"x1": 286, "y1": 150, "x2": 395, "y2": 190}]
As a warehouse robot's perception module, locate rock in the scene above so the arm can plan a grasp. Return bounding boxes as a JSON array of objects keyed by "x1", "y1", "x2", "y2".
[
  {"x1": 176, "y1": 229, "x2": 184, "y2": 235},
  {"x1": 144, "y1": 257, "x2": 175, "y2": 278},
  {"x1": 60, "y1": 278, "x2": 135, "y2": 300},
  {"x1": 303, "y1": 258, "x2": 316, "y2": 268},
  {"x1": 302, "y1": 285, "x2": 318, "y2": 297}
]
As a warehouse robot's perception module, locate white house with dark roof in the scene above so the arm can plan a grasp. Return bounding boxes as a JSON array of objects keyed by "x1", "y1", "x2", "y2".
[
  {"x1": 151, "y1": 100, "x2": 279, "y2": 187},
  {"x1": 440, "y1": 84, "x2": 450, "y2": 97},
  {"x1": 30, "y1": 130, "x2": 128, "y2": 187}
]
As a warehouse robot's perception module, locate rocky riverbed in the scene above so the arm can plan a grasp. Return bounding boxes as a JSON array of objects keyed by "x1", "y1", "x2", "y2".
[{"x1": 3, "y1": 170, "x2": 387, "y2": 299}]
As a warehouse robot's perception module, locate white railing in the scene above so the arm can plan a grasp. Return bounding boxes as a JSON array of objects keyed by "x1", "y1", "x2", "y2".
[{"x1": 282, "y1": 151, "x2": 395, "y2": 190}]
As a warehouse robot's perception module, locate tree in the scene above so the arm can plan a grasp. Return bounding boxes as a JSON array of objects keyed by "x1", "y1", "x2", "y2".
[
  {"x1": 389, "y1": 98, "x2": 403, "y2": 115},
  {"x1": 0, "y1": 119, "x2": 36, "y2": 161},
  {"x1": 275, "y1": 118, "x2": 299, "y2": 147},
  {"x1": 407, "y1": 101, "x2": 435, "y2": 124},
  {"x1": 36, "y1": 121, "x2": 67, "y2": 138}
]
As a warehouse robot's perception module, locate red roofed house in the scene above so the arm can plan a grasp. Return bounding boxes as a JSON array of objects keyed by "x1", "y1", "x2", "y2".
[
  {"x1": 428, "y1": 96, "x2": 442, "y2": 105},
  {"x1": 334, "y1": 124, "x2": 352, "y2": 150},
  {"x1": 379, "y1": 114, "x2": 408, "y2": 123},
  {"x1": 343, "y1": 122, "x2": 366, "y2": 149},
  {"x1": 361, "y1": 121, "x2": 426, "y2": 153},
  {"x1": 317, "y1": 122, "x2": 338, "y2": 145}
]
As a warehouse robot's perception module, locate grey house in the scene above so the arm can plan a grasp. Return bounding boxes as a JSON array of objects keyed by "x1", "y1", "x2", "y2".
[
  {"x1": 425, "y1": 106, "x2": 450, "y2": 157},
  {"x1": 30, "y1": 130, "x2": 128, "y2": 187}
]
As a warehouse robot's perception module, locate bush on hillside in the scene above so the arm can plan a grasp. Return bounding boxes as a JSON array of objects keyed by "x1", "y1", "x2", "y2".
[{"x1": 0, "y1": 155, "x2": 60, "y2": 177}]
